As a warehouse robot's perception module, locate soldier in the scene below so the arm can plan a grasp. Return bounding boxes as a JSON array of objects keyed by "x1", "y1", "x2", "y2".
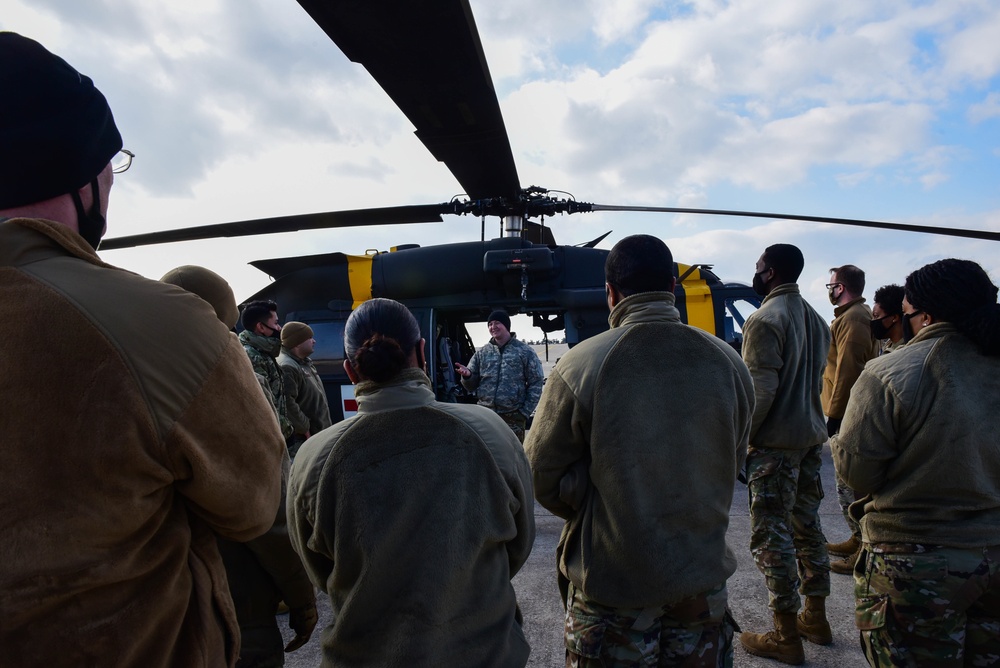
[
  {"x1": 525, "y1": 235, "x2": 753, "y2": 666},
  {"x1": 823, "y1": 265, "x2": 879, "y2": 575},
  {"x1": 287, "y1": 298, "x2": 534, "y2": 666},
  {"x1": 739, "y1": 244, "x2": 833, "y2": 665},
  {"x1": 161, "y1": 266, "x2": 318, "y2": 667},
  {"x1": 832, "y1": 259, "x2": 1000, "y2": 666},
  {"x1": 0, "y1": 33, "x2": 285, "y2": 667},
  {"x1": 870, "y1": 284, "x2": 905, "y2": 355},
  {"x1": 454, "y1": 309, "x2": 544, "y2": 442},
  {"x1": 278, "y1": 321, "x2": 333, "y2": 458},
  {"x1": 240, "y1": 300, "x2": 294, "y2": 440}
]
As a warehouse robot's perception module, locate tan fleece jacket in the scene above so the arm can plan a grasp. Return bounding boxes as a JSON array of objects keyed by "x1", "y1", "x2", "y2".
[
  {"x1": 822, "y1": 297, "x2": 879, "y2": 419},
  {"x1": 0, "y1": 218, "x2": 286, "y2": 668}
]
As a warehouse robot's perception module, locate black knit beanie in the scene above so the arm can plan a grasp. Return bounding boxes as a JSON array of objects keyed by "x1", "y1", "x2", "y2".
[
  {"x1": 487, "y1": 310, "x2": 512, "y2": 332},
  {"x1": 0, "y1": 32, "x2": 122, "y2": 208}
]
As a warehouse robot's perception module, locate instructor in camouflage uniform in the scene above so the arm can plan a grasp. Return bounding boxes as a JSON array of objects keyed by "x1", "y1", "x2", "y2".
[
  {"x1": 455, "y1": 309, "x2": 543, "y2": 442},
  {"x1": 832, "y1": 258, "x2": 1000, "y2": 667},
  {"x1": 739, "y1": 244, "x2": 833, "y2": 665}
]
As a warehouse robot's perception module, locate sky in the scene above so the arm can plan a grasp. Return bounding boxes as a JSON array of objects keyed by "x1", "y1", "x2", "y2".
[{"x1": 6, "y1": 0, "x2": 1000, "y2": 344}]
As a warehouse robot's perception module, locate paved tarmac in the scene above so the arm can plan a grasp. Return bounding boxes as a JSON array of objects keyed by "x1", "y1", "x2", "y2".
[{"x1": 282, "y1": 442, "x2": 866, "y2": 667}]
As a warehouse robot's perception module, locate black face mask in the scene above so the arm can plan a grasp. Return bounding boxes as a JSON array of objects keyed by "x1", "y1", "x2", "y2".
[
  {"x1": 902, "y1": 311, "x2": 923, "y2": 343},
  {"x1": 70, "y1": 179, "x2": 106, "y2": 250},
  {"x1": 870, "y1": 315, "x2": 892, "y2": 340},
  {"x1": 752, "y1": 268, "x2": 770, "y2": 297}
]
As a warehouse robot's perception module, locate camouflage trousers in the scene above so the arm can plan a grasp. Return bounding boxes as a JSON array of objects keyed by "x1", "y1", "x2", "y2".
[
  {"x1": 834, "y1": 468, "x2": 863, "y2": 541},
  {"x1": 854, "y1": 543, "x2": 1000, "y2": 667},
  {"x1": 564, "y1": 581, "x2": 736, "y2": 667},
  {"x1": 496, "y1": 410, "x2": 527, "y2": 443},
  {"x1": 747, "y1": 444, "x2": 831, "y2": 613}
]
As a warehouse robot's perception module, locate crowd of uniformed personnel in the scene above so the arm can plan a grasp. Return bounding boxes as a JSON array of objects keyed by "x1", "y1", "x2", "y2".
[{"x1": 3, "y1": 31, "x2": 1000, "y2": 668}]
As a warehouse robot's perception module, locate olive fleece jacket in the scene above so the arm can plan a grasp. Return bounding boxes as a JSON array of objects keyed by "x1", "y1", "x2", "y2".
[
  {"x1": 525, "y1": 292, "x2": 754, "y2": 608},
  {"x1": 288, "y1": 368, "x2": 534, "y2": 667},
  {"x1": 831, "y1": 323, "x2": 1000, "y2": 547},
  {"x1": 0, "y1": 218, "x2": 286, "y2": 667},
  {"x1": 741, "y1": 283, "x2": 831, "y2": 449},
  {"x1": 278, "y1": 349, "x2": 333, "y2": 436},
  {"x1": 822, "y1": 297, "x2": 879, "y2": 419}
]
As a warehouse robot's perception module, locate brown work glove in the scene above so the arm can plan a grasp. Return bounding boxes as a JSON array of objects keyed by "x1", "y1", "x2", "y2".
[{"x1": 284, "y1": 603, "x2": 318, "y2": 653}]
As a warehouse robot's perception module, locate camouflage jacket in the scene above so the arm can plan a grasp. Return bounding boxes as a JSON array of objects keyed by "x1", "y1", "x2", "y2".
[
  {"x1": 239, "y1": 330, "x2": 293, "y2": 438},
  {"x1": 461, "y1": 335, "x2": 544, "y2": 417}
]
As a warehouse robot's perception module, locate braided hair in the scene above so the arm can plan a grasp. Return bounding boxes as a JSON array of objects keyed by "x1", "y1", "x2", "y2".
[
  {"x1": 904, "y1": 259, "x2": 1000, "y2": 356},
  {"x1": 344, "y1": 298, "x2": 422, "y2": 382}
]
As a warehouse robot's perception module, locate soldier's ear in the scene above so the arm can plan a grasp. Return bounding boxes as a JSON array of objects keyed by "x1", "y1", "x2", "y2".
[{"x1": 343, "y1": 359, "x2": 360, "y2": 384}]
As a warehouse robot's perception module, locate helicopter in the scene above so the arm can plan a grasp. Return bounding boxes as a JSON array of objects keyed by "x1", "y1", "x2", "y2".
[{"x1": 100, "y1": 0, "x2": 1000, "y2": 421}]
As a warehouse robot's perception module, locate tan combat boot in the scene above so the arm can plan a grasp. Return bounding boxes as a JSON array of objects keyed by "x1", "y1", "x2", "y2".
[
  {"x1": 739, "y1": 611, "x2": 805, "y2": 665},
  {"x1": 826, "y1": 534, "x2": 860, "y2": 557},
  {"x1": 830, "y1": 546, "x2": 861, "y2": 575},
  {"x1": 796, "y1": 595, "x2": 833, "y2": 645}
]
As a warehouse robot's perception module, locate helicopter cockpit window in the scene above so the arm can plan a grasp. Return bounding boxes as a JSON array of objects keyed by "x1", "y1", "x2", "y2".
[
  {"x1": 306, "y1": 320, "x2": 347, "y2": 376},
  {"x1": 723, "y1": 294, "x2": 761, "y2": 357}
]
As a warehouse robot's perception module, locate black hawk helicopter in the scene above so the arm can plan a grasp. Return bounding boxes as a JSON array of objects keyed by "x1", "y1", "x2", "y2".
[{"x1": 101, "y1": 0, "x2": 1000, "y2": 421}]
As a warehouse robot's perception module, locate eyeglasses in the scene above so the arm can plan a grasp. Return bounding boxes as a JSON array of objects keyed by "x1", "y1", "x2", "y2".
[
  {"x1": 111, "y1": 149, "x2": 135, "y2": 174},
  {"x1": 825, "y1": 283, "x2": 842, "y2": 290}
]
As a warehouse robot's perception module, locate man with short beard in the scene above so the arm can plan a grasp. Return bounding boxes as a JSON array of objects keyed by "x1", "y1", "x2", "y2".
[{"x1": 822, "y1": 265, "x2": 879, "y2": 575}]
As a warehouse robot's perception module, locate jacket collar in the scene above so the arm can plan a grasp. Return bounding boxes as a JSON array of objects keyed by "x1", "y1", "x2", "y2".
[
  {"x1": 239, "y1": 329, "x2": 281, "y2": 357},
  {"x1": 834, "y1": 295, "x2": 867, "y2": 317},
  {"x1": 608, "y1": 291, "x2": 680, "y2": 329},
  {"x1": 762, "y1": 282, "x2": 800, "y2": 304},
  {"x1": 1, "y1": 217, "x2": 110, "y2": 268},
  {"x1": 280, "y1": 347, "x2": 311, "y2": 364},
  {"x1": 355, "y1": 368, "x2": 436, "y2": 413},
  {"x1": 908, "y1": 321, "x2": 958, "y2": 346},
  {"x1": 488, "y1": 333, "x2": 518, "y2": 349}
]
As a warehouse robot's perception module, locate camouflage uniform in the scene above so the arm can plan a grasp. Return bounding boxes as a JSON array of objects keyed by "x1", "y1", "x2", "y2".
[
  {"x1": 854, "y1": 544, "x2": 1000, "y2": 667},
  {"x1": 836, "y1": 472, "x2": 862, "y2": 542},
  {"x1": 461, "y1": 335, "x2": 543, "y2": 442},
  {"x1": 239, "y1": 329, "x2": 293, "y2": 439},
  {"x1": 747, "y1": 444, "x2": 831, "y2": 613},
  {"x1": 565, "y1": 581, "x2": 736, "y2": 667}
]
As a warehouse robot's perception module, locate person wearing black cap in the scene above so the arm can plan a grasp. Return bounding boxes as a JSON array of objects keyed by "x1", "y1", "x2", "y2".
[
  {"x1": 454, "y1": 309, "x2": 544, "y2": 442},
  {"x1": 0, "y1": 33, "x2": 286, "y2": 667}
]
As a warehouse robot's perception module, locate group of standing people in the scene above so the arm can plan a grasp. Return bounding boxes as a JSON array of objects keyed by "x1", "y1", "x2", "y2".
[{"x1": 739, "y1": 247, "x2": 1000, "y2": 667}]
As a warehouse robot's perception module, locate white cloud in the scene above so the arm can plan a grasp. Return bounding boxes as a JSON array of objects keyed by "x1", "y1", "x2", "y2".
[
  {"x1": 5, "y1": 0, "x2": 1000, "y2": 324},
  {"x1": 969, "y1": 92, "x2": 1000, "y2": 123}
]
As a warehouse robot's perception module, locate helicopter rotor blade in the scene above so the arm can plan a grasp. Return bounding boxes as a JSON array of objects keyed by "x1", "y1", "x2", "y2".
[
  {"x1": 589, "y1": 204, "x2": 1000, "y2": 242},
  {"x1": 297, "y1": 0, "x2": 521, "y2": 200},
  {"x1": 99, "y1": 204, "x2": 449, "y2": 250}
]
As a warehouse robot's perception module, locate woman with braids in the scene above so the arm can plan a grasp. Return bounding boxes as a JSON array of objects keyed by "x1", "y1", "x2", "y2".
[
  {"x1": 831, "y1": 258, "x2": 1000, "y2": 667},
  {"x1": 286, "y1": 298, "x2": 535, "y2": 667}
]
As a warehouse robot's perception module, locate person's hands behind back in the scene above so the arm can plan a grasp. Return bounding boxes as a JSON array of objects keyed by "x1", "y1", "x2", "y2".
[{"x1": 284, "y1": 603, "x2": 318, "y2": 652}]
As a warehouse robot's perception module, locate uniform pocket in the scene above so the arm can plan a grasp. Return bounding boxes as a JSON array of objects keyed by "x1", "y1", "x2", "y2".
[
  {"x1": 855, "y1": 593, "x2": 888, "y2": 631},
  {"x1": 879, "y1": 552, "x2": 948, "y2": 580},
  {"x1": 565, "y1": 610, "x2": 606, "y2": 659}
]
